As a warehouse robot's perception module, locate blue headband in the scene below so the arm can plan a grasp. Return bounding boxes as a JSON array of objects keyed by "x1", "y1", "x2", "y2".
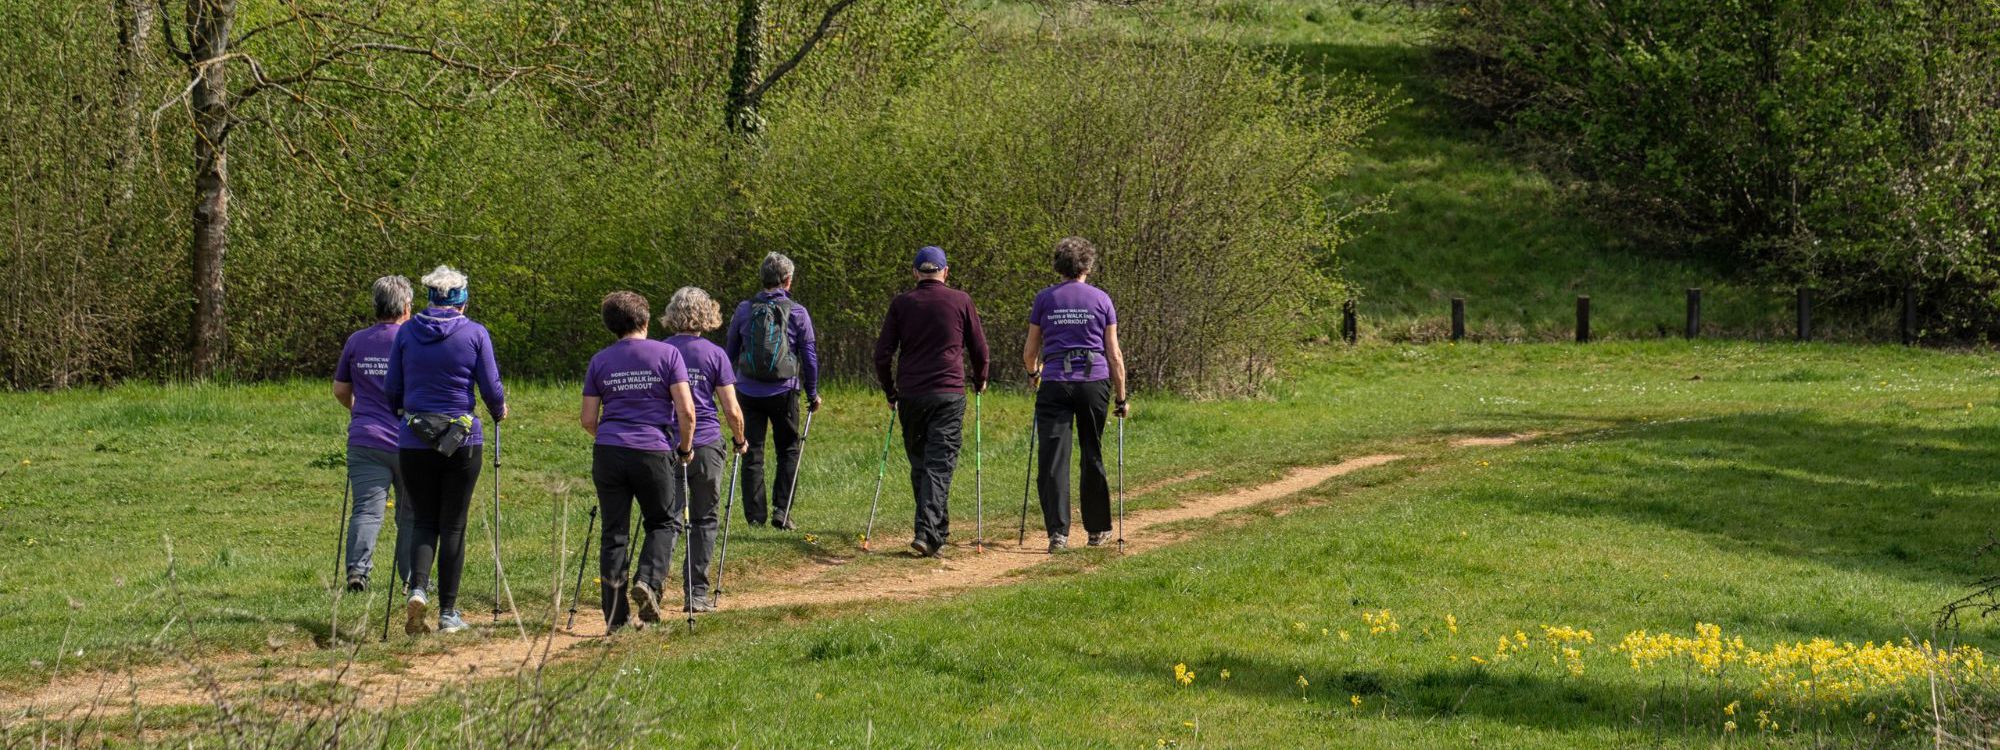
[{"x1": 429, "y1": 286, "x2": 468, "y2": 307}]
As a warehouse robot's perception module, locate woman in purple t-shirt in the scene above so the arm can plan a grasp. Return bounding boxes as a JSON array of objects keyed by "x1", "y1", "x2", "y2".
[
  {"x1": 662, "y1": 287, "x2": 749, "y2": 613},
  {"x1": 1021, "y1": 237, "x2": 1130, "y2": 552},
  {"x1": 580, "y1": 291, "x2": 696, "y2": 632}
]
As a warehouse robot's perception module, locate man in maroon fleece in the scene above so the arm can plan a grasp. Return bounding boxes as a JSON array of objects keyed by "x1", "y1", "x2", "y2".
[{"x1": 873, "y1": 246, "x2": 990, "y2": 557}]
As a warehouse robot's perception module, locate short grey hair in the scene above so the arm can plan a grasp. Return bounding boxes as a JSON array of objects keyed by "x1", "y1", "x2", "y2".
[
  {"x1": 421, "y1": 265, "x2": 467, "y2": 293},
  {"x1": 759, "y1": 252, "x2": 795, "y2": 289},
  {"x1": 661, "y1": 286, "x2": 723, "y2": 333},
  {"x1": 371, "y1": 275, "x2": 412, "y2": 321}
]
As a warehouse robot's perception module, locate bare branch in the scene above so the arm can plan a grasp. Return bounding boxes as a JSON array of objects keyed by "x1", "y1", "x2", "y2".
[
  {"x1": 155, "y1": 0, "x2": 190, "y2": 63},
  {"x1": 744, "y1": 0, "x2": 861, "y2": 105},
  {"x1": 237, "y1": 42, "x2": 495, "y2": 102}
]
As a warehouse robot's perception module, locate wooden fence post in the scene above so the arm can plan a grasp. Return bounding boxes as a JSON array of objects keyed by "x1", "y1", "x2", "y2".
[
  {"x1": 1902, "y1": 285, "x2": 1918, "y2": 346},
  {"x1": 1451, "y1": 298, "x2": 1466, "y2": 343},
  {"x1": 1341, "y1": 299, "x2": 1357, "y2": 345},
  {"x1": 1576, "y1": 296, "x2": 1591, "y2": 343},
  {"x1": 1685, "y1": 288, "x2": 1701, "y2": 340}
]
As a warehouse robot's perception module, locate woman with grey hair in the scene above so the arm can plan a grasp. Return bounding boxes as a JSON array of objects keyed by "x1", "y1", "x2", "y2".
[
  {"x1": 1021, "y1": 237, "x2": 1128, "y2": 552},
  {"x1": 333, "y1": 275, "x2": 413, "y2": 592},
  {"x1": 385, "y1": 265, "x2": 506, "y2": 635},
  {"x1": 662, "y1": 286, "x2": 748, "y2": 612},
  {"x1": 725, "y1": 252, "x2": 821, "y2": 530}
]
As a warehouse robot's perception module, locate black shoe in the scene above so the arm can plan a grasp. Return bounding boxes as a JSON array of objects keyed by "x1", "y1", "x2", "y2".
[
  {"x1": 772, "y1": 515, "x2": 797, "y2": 531},
  {"x1": 345, "y1": 573, "x2": 368, "y2": 592},
  {"x1": 1087, "y1": 532, "x2": 1110, "y2": 547},
  {"x1": 909, "y1": 539, "x2": 933, "y2": 557}
]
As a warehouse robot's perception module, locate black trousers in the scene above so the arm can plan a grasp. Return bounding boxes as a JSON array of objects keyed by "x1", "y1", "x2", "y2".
[
  {"x1": 738, "y1": 391, "x2": 802, "y2": 524},
  {"x1": 664, "y1": 442, "x2": 725, "y2": 601},
  {"x1": 1036, "y1": 379, "x2": 1112, "y2": 539},
  {"x1": 592, "y1": 445, "x2": 674, "y2": 628},
  {"x1": 899, "y1": 392, "x2": 965, "y2": 548},
  {"x1": 401, "y1": 445, "x2": 483, "y2": 612}
]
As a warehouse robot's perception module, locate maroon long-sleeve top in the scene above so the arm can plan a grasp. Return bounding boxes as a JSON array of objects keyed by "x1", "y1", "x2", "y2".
[{"x1": 874, "y1": 279, "x2": 990, "y2": 400}]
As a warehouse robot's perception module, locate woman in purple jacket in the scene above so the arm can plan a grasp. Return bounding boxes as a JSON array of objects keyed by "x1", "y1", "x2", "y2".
[
  {"x1": 1021, "y1": 237, "x2": 1129, "y2": 553},
  {"x1": 385, "y1": 265, "x2": 507, "y2": 635}
]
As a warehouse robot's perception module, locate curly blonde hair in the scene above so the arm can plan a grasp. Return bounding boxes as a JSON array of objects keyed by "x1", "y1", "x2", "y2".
[{"x1": 660, "y1": 286, "x2": 722, "y2": 333}]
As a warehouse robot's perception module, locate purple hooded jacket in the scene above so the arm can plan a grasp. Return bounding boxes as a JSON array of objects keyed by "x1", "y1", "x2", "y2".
[{"x1": 383, "y1": 307, "x2": 506, "y2": 451}]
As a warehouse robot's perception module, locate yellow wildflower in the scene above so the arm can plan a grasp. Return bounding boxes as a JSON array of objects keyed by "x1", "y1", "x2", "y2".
[
  {"x1": 1446, "y1": 614, "x2": 1459, "y2": 635},
  {"x1": 1350, "y1": 694, "x2": 1362, "y2": 707}
]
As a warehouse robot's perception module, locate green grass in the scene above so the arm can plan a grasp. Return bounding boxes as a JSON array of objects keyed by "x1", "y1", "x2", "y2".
[{"x1": 7, "y1": 342, "x2": 2000, "y2": 748}]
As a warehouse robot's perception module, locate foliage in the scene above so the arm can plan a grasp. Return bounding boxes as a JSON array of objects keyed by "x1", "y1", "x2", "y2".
[
  {"x1": 0, "y1": 0, "x2": 1374, "y2": 392},
  {"x1": 1437, "y1": 0, "x2": 2000, "y2": 335}
]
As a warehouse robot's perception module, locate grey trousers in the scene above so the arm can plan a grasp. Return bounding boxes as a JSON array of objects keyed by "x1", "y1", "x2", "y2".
[
  {"x1": 665, "y1": 442, "x2": 725, "y2": 601},
  {"x1": 345, "y1": 446, "x2": 413, "y2": 584}
]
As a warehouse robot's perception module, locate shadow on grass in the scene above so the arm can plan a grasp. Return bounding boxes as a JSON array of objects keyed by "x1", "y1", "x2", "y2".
[{"x1": 1473, "y1": 410, "x2": 2000, "y2": 587}]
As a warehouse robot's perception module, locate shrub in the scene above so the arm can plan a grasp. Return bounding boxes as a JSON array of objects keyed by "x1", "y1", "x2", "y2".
[{"x1": 1438, "y1": 0, "x2": 2000, "y2": 334}]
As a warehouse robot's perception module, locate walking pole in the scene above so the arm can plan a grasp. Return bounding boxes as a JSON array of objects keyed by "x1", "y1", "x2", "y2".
[
  {"x1": 861, "y1": 407, "x2": 895, "y2": 552},
  {"x1": 1017, "y1": 379, "x2": 1038, "y2": 545},
  {"x1": 489, "y1": 420, "x2": 506, "y2": 625},
  {"x1": 973, "y1": 393, "x2": 984, "y2": 553},
  {"x1": 381, "y1": 558, "x2": 397, "y2": 642},
  {"x1": 780, "y1": 409, "x2": 814, "y2": 520},
  {"x1": 713, "y1": 451, "x2": 741, "y2": 606},
  {"x1": 334, "y1": 472, "x2": 352, "y2": 588},
  {"x1": 682, "y1": 460, "x2": 696, "y2": 632},
  {"x1": 564, "y1": 505, "x2": 597, "y2": 631},
  {"x1": 1117, "y1": 413, "x2": 1126, "y2": 554}
]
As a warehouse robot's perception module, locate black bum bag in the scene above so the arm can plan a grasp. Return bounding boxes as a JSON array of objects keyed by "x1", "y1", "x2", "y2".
[{"x1": 406, "y1": 413, "x2": 475, "y2": 455}]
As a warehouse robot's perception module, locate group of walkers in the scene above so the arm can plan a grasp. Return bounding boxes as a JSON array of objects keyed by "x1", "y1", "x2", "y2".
[{"x1": 331, "y1": 239, "x2": 1129, "y2": 635}]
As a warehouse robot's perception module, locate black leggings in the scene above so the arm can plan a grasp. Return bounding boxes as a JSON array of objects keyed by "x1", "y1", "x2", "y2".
[
  {"x1": 401, "y1": 446, "x2": 483, "y2": 611},
  {"x1": 1036, "y1": 379, "x2": 1111, "y2": 539}
]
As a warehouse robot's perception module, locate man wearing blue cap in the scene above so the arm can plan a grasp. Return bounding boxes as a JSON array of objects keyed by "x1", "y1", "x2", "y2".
[{"x1": 873, "y1": 246, "x2": 990, "y2": 557}]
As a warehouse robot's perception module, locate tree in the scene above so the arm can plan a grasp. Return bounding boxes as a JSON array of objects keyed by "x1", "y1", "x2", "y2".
[
  {"x1": 154, "y1": 0, "x2": 564, "y2": 377},
  {"x1": 724, "y1": 0, "x2": 862, "y2": 140}
]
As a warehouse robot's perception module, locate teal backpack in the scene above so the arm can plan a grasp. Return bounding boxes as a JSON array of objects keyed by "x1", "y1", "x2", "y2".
[{"x1": 736, "y1": 298, "x2": 799, "y2": 382}]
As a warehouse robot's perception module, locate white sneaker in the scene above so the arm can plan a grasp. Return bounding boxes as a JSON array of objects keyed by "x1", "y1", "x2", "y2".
[
  {"x1": 405, "y1": 588, "x2": 431, "y2": 635},
  {"x1": 438, "y1": 610, "x2": 468, "y2": 634}
]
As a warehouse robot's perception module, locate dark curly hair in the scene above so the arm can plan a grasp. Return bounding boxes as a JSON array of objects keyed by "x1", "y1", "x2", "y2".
[{"x1": 1053, "y1": 236, "x2": 1096, "y2": 279}]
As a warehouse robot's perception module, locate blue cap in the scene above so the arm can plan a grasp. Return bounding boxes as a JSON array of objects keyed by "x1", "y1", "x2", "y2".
[
  {"x1": 429, "y1": 286, "x2": 468, "y2": 307},
  {"x1": 914, "y1": 246, "x2": 948, "y2": 272}
]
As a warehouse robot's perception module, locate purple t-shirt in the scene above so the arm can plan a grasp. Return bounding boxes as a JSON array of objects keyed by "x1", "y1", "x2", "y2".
[
  {"x1": 583, "y1": 338, "x2": 691, "y2": 453},
  {"x1": 334, "y1": 322, "x2": 402, "y2": 450},
  {"x1": 667, "y1": 334, "x2": 737, "y2": 448},
  {"x1": 1030, "y1": 281, "x2": 1117, "y2": 382}
]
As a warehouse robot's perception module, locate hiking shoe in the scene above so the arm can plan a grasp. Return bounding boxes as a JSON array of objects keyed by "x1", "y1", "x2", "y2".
[
  {"x1": 438, "y1": 610, "x2": 469, "y2": 634},
  {"x1": 1087, "y1": 532, "x2": 1110, "y2": 547},
  {"x1": 345, "y1": 573, "x2": 368, "y2": 592},
  {"x1": 1048, "y1": 535, "x2": 1068, "y2": 554},
  {"x1": 689, "y1": 596, "x2": 716, "y2": 614},
  {"x1": 632, "y1": 581, "x2": 662, "y2": 624},
  {"x1": 909, "y1": 538, "x2": 933, "y2": 557},
  {"x1": 772, "y1": 515, "x2": 797, "y2": 531},
  {"x1": 404, "y1": 588, "x2": 431, "y2": 636}
]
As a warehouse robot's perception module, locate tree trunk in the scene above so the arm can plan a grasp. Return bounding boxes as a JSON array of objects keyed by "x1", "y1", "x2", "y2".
[
  {"x1": 187, "y1": 0, "x2": 232, "y2": 377},
  {"x1": 725, "y1": 0, "x2": 765, "y2": 138},
  {"x1": 108, "y1": 0, "x2": 152, "y2": 211}
]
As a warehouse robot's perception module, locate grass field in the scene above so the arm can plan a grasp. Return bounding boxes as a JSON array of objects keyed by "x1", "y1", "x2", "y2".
[{"x1": 5, "y1": 341, "x2": 2000, "y2": 747}]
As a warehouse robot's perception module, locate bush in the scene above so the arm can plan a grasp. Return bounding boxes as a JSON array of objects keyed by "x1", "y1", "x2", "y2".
[
  {"x1": 751, "y1": 37, "x2": 1386, "y2": 392},
  {"x1": 0, "y1": 2, "x2": 1380, "y2": 392},
  {"x1": 1438, "y1": 0, "x2": 2000, "y2": 334}
]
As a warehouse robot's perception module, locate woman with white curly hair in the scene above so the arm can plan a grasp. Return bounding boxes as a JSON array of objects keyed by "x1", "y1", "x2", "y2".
[
  {"x1": 385, "y1": 265, "x2": 507, "y2": 636},
  {"x1": 660, "y1": 287, "x2": 748, "y2": 613}
]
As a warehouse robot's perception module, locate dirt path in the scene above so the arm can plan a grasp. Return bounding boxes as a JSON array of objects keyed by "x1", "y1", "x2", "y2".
[{"x1": 2, "y1": 435, "x2": 1531, "y2": 720}]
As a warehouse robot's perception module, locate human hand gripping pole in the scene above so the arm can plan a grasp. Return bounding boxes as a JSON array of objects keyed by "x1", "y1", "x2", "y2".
[{"x1": 861, "y1": 404, "x2": 896, "y2": 552}]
